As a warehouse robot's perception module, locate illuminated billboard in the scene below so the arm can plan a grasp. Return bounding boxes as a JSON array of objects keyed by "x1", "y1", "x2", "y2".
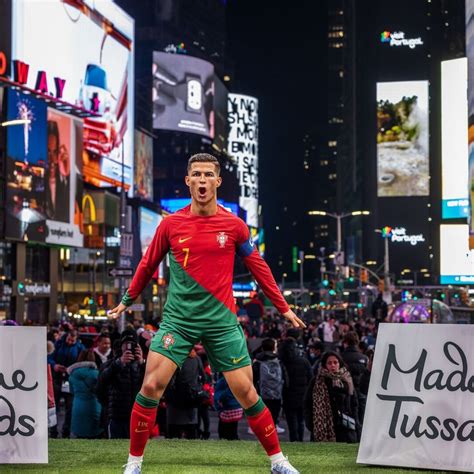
[
  {"x1": 441, "y1": 58, "x2": 469, "y2": 219},
  {"x1": 440, "y1": 224, "x2": 474, "y2": 284},
  {"x1": 134, "y1": 130, "x2": 153, "y2": 201},
  {"x1": 139, "y1": 207, "x2": 163, "y2": 279},
  {"x1": 160, "y1": 198, "x2": 239, "y2": 216},
  {"x1": 228, "y1": 94, "x2": 259, "y2": 227},
  {"x1": 12, "y1": 0, "x2": 134, "y2": 194},
  {"x1": 152, "y1": 52, "x2": 214, "y2": 138},
  {"x1": 139, "y1": 207, "x2": 162, "y2": 256},
  {"x1": 467, "y1": 0, "x2": 474, "y2": 239},
  {"x1": 377, "y1": 81, "x2": 429, "y2": 197},
  {"x1": 5, "y1": 90, "x2": 83, "y2": 246}
]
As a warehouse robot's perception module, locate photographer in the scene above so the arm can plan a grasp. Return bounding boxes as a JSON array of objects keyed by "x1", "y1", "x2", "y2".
[{"x1": 97, "y1": 330, "x2": 145, "y2": 439}]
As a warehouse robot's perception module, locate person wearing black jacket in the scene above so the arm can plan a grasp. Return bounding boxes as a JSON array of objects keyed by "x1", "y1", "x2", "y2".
[
  {"x1": 341, "y1": 331, "x2": 368, "y2": 428},
  {"x1": 97, "y1": 331, "x2": 145, "y2": 439},
  {"x1": 252, "y1": 338, "x2": 288, "y2": 431},
  {"x1": 279, "y1": 337, "x2": 312, "y2": 441}
]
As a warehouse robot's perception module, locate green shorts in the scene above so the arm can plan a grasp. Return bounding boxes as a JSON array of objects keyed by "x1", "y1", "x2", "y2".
[{"x1": 149, "y1": 320, "x2": 251, "y2": 372}]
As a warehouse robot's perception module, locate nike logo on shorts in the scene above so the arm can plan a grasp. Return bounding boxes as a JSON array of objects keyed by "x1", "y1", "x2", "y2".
[
  {"x1": 178, "y1": 236, "x2": 192, "y2": 243},
  {"x1": 232, "y1": 356, "x2": 245, "y2": 364},
  {"x1": 134, "y1": 428, "x2": 149, "y2": 433}
]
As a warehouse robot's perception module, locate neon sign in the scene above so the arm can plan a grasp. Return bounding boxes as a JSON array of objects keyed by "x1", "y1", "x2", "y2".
[{"x1": 380, "y1": 31, "x2": 423, "y2": 49}]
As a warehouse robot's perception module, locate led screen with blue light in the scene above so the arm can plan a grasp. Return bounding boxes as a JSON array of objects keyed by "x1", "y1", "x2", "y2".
[{"x1": 161, "y1": 198, "x2": 239, "y2": 216}]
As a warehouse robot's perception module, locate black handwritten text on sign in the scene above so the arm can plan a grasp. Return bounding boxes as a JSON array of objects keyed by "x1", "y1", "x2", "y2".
[{"x1": 0, "y1": 369, "x2": 38, "y2": 436}]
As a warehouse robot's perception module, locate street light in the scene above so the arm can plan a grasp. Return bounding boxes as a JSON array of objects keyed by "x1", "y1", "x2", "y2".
[
  {"x1": 308, "y1": 210, "x2": 371, "y2": 263},
  {"x1": 375, "y1": 228, "x2": 391, "y2": 302}
]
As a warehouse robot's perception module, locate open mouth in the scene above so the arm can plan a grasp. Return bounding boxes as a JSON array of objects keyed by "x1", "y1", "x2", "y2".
[{"x1": 198, "y1": 186, "x2": 207, "y2": 198}]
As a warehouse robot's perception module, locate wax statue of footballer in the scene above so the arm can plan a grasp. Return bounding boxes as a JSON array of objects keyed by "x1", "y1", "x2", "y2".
[{"x1": 110, "y1": 153, "x2": 304, "y2": 474}]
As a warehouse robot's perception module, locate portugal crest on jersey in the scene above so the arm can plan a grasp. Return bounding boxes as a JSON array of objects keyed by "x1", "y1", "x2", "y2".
[
  {"x1": 162, "y1": 333, "x2": 175, "y2": 349},
  {"x1": 217, "y1": 232, "x2": 228, "y2": 248}
]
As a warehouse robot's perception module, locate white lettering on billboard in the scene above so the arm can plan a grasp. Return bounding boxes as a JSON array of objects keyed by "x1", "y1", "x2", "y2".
[{"x1": 228, "y1": 94, "x2": 259, "y2": 227}]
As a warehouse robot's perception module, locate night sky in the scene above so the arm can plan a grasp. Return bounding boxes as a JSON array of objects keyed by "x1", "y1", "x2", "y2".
[{"x1": 226, "y1": 1, "x2": 327, "y2": 276}]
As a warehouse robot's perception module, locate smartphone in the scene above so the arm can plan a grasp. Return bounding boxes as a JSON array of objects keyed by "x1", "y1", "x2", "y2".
[
  {"x1": 125, "y1": 341, "x2": 137, "y2": 352},
  {"x1": 186, "y1": 76, "x2": 202, "y2": 113}
]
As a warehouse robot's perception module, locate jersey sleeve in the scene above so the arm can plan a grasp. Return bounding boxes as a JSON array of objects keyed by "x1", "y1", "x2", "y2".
[
  {"x1": 235, "y1": 220, "x2": 290, "y2": 314},
  {"x1": 121, "y1": 218, "x2": 170, "y2": 306}
]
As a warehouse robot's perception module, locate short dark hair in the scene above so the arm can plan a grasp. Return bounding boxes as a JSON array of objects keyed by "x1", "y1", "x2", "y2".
[
  {"x1": 261, "y1": 338, "x2": 276, "y2": 352},
  {"x1": 187, "y1": 153, "x2": 220, "y2": 175},
  {"x1": 343, "y1": 331, "x2": 359, "y2": 346}
]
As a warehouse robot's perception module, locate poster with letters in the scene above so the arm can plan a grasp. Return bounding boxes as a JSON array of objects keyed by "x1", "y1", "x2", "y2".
[
  {"x1": 0, "y1": 327, "x2": 47, "y2": 463},
  {"x1": 357, "y1": 324, "x2": 474, "y2": 472}
]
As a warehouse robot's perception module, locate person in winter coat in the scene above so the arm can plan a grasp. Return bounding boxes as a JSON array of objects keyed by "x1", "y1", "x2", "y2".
[
  {"x1": 97, "y1": 331, "x2": 145, "y2": 438},
  {"x1": 252, "y1": 338, "x2": 287, "y2": 432},
  {"x1": 49, "y1": 330, "x2": 85, "y2": 438},
  {"x1": 164, "y1": 348, "x2": 206, "y2": 440},
  {"x1": 67, "y1": 349, "x2": 102, "y2": 438},
  {"x1": 214, "y1": 373, "x2": 243, "y2": 440},
  {"x1": 279, "y1": 337, "x2": 312, "y2": 441},
  {"x1": 310, "y1": 351, "x2": 358, "y2": 443},
  {"x1": 93, "y1": 334, "x2": 113, "y2": 369},
  {"x1": 341, "y1": 331, "x2": 369, "y2": 428}
]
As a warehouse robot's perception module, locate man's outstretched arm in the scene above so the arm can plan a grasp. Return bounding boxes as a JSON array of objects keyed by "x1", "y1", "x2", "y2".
[
  {"x1": 109, "y1": 219, "x2": 170, "y2": 318},
  {"x1": 237, "y1": 240, "x2": 306, "y2": 329}
]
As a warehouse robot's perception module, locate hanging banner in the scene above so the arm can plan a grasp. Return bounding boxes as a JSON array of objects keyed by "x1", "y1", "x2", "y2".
[
  {"x1": 358, "y1": 324, "x2": 474, "y2": 472},
  {"x1": 0, "y1": 327, "x2": 47, "y2": 463}
]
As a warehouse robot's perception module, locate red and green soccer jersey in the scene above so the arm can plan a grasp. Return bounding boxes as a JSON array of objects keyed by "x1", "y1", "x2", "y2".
[{"x1": 122, "y1": 204, "x2": 289, "y2": 328}]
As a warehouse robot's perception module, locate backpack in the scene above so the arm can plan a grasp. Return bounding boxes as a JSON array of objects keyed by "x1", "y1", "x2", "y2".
[{"x1": 259, "y1": 359, "x2": 283, "y2": 400}]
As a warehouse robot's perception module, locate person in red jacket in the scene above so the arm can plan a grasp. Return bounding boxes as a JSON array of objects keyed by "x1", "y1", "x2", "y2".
[{"x1": 110, "y1": 153, "x2": 305, "y2": 474}]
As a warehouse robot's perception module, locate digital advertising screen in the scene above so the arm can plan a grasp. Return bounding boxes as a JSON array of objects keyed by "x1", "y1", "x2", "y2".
[
  {"x1": 139, "y1": 207, "x2": 162, "y2": 256},
  {"x1": 377, "y1": 81, "x2": 429, "y2": 197},
  {"x1": 376, "y1": 198, "x2": 430, "y2": 275},
  {"x1": 467, "y1": 0, "x2": 474, "y2": 238},
  {"x1": 5, "y1": 90, "x2": 83, "y2": 246},
  {"x1": 134, "y1": 130, "x2": 153, "y2": 202},
  {"x1": 139, "y1": 207, "x2": 163, "y2": 278},
  {"x1": 441, "y1": 58, "x2": 469, "y2": 219},
  {"x1": 12, "y1": 0, "x2": 134, "y2": 195},
  {"x1": 228, "y1": 93, "x2": 259, "y2": 227},
  {"x1": 160, "y1": 198, "x2": 239, "y2": 216},
  {"x1": 152, "y1": 52, "x2": 214, "y2": 138},
  {"x1": 440, "y1": 224, "x2": 474, "y2": 284}
]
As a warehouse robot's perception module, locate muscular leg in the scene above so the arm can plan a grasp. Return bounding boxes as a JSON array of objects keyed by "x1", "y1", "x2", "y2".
[
  {"x1": 223, "y1": 366, "x2": 282, "y2": 457},
  {"x1": 129, "y1": 352, "x2": 177, "y2": 458}
]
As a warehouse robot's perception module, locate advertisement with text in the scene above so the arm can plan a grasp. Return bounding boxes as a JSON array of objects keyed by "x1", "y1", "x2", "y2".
[{"x1": 12, "y1": 0, "x2": 134, "y2": 194}]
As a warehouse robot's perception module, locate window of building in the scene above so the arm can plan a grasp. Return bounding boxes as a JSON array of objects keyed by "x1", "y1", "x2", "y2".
[{"x1": 25, "y1": 245, "x2": 50, "y2": 282}]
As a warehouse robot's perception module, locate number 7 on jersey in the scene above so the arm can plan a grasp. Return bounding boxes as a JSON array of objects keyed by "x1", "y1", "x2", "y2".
[{"x1": 182, "y1": 247, "x2": 190, "y2": 267}]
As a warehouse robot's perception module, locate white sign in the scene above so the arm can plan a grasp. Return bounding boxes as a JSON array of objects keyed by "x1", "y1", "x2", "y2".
[
  {"x1": 0, "y1": 327, "x2": 47, "y2": 463},
  {"x1": 390, "y1": 227, "x2": 425, "y2": 246},
  {"x1": 358, "y1": 324, "x2": 474, "y2": 472},
  {"x1": 228, "y1": 94, "x2": 259, "y2": 227}
]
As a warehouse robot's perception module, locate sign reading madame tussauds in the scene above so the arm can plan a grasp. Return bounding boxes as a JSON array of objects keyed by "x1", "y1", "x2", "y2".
[
  {"x1": 0, "y1": 327, "x2": 47, "y2": 463},
  {"x1": 358, "y1": 324, "x2": 474, "y2": 472}
]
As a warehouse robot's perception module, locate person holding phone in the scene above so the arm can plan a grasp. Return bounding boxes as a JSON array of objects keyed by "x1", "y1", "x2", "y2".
[
  {"x1": 111, "y1": 154, "x2": 305, "y2": 474},
  {"x1": 97, "y1": 331, "x2": 145, "y2": 439}
]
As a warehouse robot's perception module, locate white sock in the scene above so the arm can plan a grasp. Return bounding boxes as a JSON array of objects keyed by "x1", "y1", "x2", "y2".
[
  {"x1": 127, "y1": 454, "x2": 143, "y2": 463},
  {"x1": 270, "y1": 452, "x2": 286, "y2": 464}
]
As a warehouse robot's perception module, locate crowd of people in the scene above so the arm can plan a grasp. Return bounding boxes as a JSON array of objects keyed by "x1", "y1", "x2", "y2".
[{"x1": 44, "y1": 301, "x2": 379, "y2": 444}]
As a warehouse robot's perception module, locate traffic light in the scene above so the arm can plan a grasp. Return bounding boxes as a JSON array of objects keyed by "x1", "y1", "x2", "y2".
[
  {"x1": 322, "y1": 279, "x2": 329, "y2": 287},
  {"x1": 17, "y1": 282, "x2": 26, "y2": 296}
]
